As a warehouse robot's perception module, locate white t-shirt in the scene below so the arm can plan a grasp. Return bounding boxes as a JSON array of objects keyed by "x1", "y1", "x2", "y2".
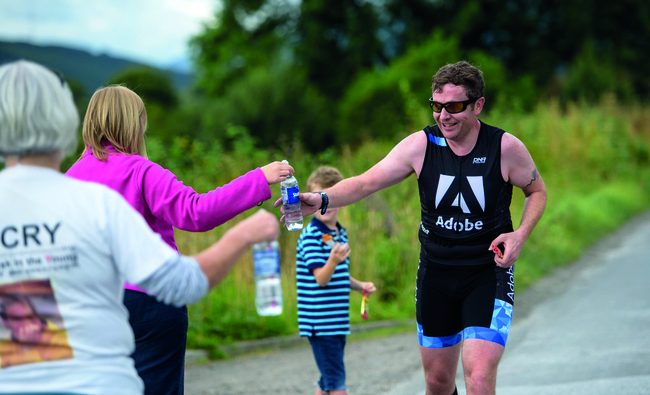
[{"x1": 0, "y1": 165, "x2": 178, "y2": 395}]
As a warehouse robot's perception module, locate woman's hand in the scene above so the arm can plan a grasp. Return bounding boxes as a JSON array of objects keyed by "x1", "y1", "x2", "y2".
[{"x1": 261, "y1": 161, "x2": 294, "y2": 185}]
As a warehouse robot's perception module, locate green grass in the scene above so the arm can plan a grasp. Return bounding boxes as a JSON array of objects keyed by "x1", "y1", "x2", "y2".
[{"x1": 158, "y1": 98, "x2": 650, "y2": 359}]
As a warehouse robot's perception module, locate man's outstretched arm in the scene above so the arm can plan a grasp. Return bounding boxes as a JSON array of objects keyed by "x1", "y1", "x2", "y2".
[{"x1": 276, "y1": 131, "x2": 427, "y2": 217}]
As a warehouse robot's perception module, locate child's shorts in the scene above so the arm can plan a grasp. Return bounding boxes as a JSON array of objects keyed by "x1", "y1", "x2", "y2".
[{"x1": 308, "y1": 335, "x2": 347, "y2": 392}]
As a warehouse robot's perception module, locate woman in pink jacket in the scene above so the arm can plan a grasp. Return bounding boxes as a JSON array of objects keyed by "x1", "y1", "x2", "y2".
[{"x1": 66, "y1": 85, "x2": 293, "y2": 395}]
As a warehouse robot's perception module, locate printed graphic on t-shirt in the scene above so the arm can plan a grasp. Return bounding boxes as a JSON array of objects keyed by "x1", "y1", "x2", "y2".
[
  {"x1": 0, "y1": 280, "x2": 73, "y2": 368},
  {"x1": 0, "y1": 246, "x2": 78, "y2": 282}
]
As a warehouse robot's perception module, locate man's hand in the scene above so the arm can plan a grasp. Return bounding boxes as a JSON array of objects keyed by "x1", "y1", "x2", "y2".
[
  {"x1": 489, "y1": 230, "x2": 527, "y2": 268},
  {"x1": 273, "y1": 192, "x2": 321, "y2": 222}
]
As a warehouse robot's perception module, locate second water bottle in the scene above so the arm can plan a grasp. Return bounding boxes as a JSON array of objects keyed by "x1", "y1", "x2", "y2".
[{"x1": 253, "y1": 241, "x2": 283, "y2": 316}]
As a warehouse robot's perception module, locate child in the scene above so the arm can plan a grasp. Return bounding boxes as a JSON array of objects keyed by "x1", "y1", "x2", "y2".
[
  {"x1": 296, "y1": 166, "x2": 377, "y2": 395},
  {"x1": 65, "y1": 85, "x2": 293, "y2": 395}
]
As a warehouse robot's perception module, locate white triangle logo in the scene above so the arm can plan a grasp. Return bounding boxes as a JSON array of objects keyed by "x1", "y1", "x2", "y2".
[{"x1": 435, "y1": 175, "x2": 485, "y2": 213}]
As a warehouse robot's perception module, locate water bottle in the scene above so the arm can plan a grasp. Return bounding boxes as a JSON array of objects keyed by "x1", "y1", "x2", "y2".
[
  {"x1": 280, "y1": 160, "x2": 303, "y2": 231},
  {"x1": 252, "y1": 241, "x2": 283, "y2": 316}
]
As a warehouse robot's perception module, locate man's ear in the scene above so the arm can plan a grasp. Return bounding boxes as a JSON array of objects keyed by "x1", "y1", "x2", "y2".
[{"x1": 474, "y1": 97, "x2": 485, "y2": 115}]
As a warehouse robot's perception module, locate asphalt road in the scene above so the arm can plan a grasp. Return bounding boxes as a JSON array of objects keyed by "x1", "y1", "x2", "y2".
[{"x1": 185, "y1": 210, "x2": 650, "y2": 395}]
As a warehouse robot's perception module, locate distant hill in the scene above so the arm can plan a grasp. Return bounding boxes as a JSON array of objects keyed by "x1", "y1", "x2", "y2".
[{"x1": 0, "y1": 41, "x2": 194, "y2": 99}]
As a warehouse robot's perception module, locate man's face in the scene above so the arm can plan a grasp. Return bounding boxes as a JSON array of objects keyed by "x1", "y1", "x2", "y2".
[
  {"x1": 2, "y1": 300, "x2": 45, "y2": 343},
  {"x1": 432, "y1": 83, "x2": 483, "y2": 143}
]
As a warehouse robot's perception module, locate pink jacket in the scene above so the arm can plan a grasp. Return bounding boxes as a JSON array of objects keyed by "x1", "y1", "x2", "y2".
[{"x1": 65, "y1": 145, "x2": 272, "y2": 292}]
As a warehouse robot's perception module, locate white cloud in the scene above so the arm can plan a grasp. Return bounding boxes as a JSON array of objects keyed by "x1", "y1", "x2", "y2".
[{"x1": 0, "y1": 0, "x2": 218, "y2": 69}]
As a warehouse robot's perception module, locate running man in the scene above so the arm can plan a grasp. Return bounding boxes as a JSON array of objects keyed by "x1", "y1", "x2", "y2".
[{"x1": 277, "y1": 61, "x2": 547, "y2": 395}]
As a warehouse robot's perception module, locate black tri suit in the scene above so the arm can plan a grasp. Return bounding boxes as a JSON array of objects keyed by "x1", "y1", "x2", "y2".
[{"x1": 415, "y1": 121, "x2": 516, "y2": 348}]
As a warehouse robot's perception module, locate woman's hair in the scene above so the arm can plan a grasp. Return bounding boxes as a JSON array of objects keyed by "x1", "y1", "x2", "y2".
[
  {"x1": 307, "y1": 166, "x2": 344, "y2": 191},
  {"x1": 82, "y1": 85, "x2": 148, "y2": 161},
  {"x1": 0, "y1": 60, "x2": 79, "y2": 162}
]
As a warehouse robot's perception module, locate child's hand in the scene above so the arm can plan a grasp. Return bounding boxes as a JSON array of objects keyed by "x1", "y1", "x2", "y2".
[
  {"x1": 360, "y1": 282, "x2": 376, "y2": 295},
  {"x1": 261, "y1": 161, "x2": 294, "y2": 185},
  {"x1": 329, "y1": 242, "x2": 351, "y2": 264}
]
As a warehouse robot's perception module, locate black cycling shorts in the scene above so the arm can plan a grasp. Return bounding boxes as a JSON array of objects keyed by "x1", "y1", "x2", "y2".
[{"x1": 415, "y1": 252, "x2": 515, "y2": 348}]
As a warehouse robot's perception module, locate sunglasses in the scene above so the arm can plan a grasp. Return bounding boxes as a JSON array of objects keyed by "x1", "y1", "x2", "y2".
[{"x1": 428, "y1": 97, "x2": 479, "y2": 114}]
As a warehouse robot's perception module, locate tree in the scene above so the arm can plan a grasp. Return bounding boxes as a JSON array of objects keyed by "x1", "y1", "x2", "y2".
[
  {"x1": 107, "y1": 67, "x2": 178, "y2": 109},
  {"x1": 294, "y1": 0, "x2": 384, "y2": 98},
  {"x1": 190, "y1": 0, "x2": 297, "y2": 96},
  {"x1": 378, "y1": 0, "x2": 650, "y2": 99}
]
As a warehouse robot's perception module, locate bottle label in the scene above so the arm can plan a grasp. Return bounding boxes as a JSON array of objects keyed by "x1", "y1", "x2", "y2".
[
  {"x1": 281, "y1": 186, "x2": 300, "y2": 205},
  {"x1": 253, "y1": 249, "x2": 280, "y2": 276}
]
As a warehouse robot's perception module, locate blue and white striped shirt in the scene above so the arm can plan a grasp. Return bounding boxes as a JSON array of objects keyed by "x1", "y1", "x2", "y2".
[{"x1": 296, "y1": 217, "x2": 351, "y2": 337}]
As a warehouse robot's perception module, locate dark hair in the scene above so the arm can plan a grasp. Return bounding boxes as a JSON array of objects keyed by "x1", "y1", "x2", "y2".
[
  {"x1": 432, "y1": 61, "x2": 485, "y2": 100},
  {"x1": 0, "y1": 294, "x2": 38, "y2": 320}
]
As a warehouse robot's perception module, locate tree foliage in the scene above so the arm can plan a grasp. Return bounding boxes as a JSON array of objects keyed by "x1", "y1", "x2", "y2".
[
  {"x1": 294, "y1": 0, "x2": 384, "y2": 98},
  {"x1": 379, "y1": 0, "x2": 650, "y2": 98},
  {"x1": 107, "y1": 67, "x2": 178, "y2": 109},
  {"x1": 190, "y1": 0, "x2": 297, "y2": 97},
  {"x1": 183, "y1": 0, "x2": 650, "y2": 152}
]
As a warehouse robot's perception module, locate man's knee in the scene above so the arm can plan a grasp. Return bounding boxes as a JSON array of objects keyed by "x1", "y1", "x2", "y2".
[
  {"x1": 424, "y1": 371, "x2": 456, "y2": 394},
  {"x1": 464, "y1": 368, "x2": 497, "y2": 394}
]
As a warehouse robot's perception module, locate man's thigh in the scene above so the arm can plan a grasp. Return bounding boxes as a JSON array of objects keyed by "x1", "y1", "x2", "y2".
[
  {"x1": 420, "y1": 342, "x2": 462, "y2": 378},
  {"x1": 461, "y1": 338, "x2": 504, "y2": 379}
]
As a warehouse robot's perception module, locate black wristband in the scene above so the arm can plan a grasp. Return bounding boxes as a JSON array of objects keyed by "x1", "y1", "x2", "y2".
[{"x1": 317, "y1": 191, "x2": 329, "y2": 215}]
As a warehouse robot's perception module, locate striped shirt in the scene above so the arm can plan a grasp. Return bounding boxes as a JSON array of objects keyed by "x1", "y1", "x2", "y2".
[{"x1": 296, "y1": 217, "x2": 351, "y2": 337}]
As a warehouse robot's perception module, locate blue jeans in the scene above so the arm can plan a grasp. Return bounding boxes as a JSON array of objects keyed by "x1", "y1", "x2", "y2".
[
  {"x1": 308, "y1": 335, "x2": 347, "y2": 392},
  {"x1": 124, "y1": 290, "x2": 188, "y2": 395}
]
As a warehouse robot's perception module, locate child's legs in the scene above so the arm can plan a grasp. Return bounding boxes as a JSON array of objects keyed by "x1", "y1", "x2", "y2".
[{"x1": 308, "y1": 335, "x2": 347, "y2": 394}]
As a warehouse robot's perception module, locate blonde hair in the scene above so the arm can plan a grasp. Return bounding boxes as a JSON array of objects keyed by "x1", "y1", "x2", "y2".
[
  {"x1": 0, "y1": 60, "x2": 79, "y2": 161},
  {"x1": 82, "y1": 85, "x2": 147, "y2": 161},
  {"x1": 307, "y1": 166, "x2": 344, "y2": 191}
]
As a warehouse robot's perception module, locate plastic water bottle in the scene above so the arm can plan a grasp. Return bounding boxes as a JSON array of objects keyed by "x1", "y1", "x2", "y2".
[
  {"x1": 252, "y1": 241, "x2": 283, "y2": 316},
  {"x1": 280, "y1": 160, "x2": 303, "y2": 231}
]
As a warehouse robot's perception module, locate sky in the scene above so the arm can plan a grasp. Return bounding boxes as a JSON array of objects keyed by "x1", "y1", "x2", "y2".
[{"x1": 0, "y1": 0, "x2": 220, "y2": 72}]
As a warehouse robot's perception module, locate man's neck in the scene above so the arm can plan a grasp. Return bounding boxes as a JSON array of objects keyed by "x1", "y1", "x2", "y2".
[{"x1": 447, "y1": 119, "x2": 481, "y2": 156}]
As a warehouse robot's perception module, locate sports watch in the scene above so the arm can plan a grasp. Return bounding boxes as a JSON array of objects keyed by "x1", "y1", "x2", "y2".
[{"x1": 317, "y1": 191, "x2": 329, "y2": 215}]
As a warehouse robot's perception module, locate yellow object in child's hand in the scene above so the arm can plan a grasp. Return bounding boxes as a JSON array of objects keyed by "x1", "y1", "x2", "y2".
[{"x1": 361, "y1": 291, "x2": 369, "y2": 321}]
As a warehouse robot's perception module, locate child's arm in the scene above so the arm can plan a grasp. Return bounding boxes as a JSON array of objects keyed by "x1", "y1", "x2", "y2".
[
  {"x1": 349, "y1": 276, "x2": 377, "y2": 294},
  {"x1": 312, "y1": 242, "x2": 351, "y2": 287}
]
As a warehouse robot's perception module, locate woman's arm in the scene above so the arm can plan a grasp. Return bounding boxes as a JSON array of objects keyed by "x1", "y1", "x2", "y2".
[
  {"x1": 137, "y1": 209, "x2": 280, "y2": 303},
  {"x1": 142, "y1": 163, "x2": 272, "y2": 232}
]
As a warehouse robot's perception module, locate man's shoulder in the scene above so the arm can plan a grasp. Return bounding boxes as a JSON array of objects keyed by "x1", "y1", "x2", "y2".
[{"x1": 480, "y1": 120, "x2": 508, "y2": 135}]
